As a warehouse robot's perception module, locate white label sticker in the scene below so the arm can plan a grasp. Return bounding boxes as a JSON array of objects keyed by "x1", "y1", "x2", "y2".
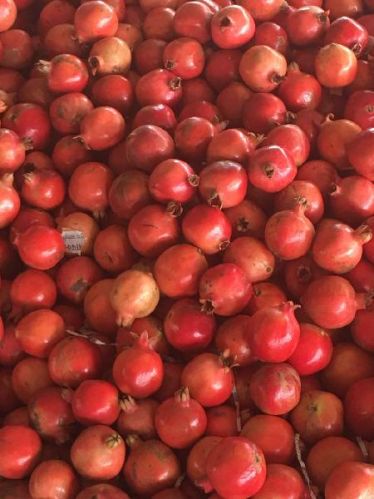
[{"x1": 62, "y1": 230, "x2": 85, "y2": 255}]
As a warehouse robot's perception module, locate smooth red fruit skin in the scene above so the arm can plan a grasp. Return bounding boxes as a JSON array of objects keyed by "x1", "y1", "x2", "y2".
[
  {"x1": 307, "y1": 436, "x2": 364, "y2": 489},
  {"x1": 0, "y1": 173, "x2": 20, "y2": 229},
  {"x1": 123, "y1": 438, "x2": 181, "y2": 496},
  {"x1": 149, "y1": 158, "x2": 197, "y2": 204},
  {"x1": 223, "y1": 236, "x2": 275, "y2": 283},
  {"x1": 345, "y1": 377, "x2": 374, "y2": 440},
  {"x1": 3, "y1": 103, "x2": 51, "y2": 150},
  {"x1": 290, "y1": 390, "x2": 344, "y2": 444},
  {"x1": 0, "y1": 0, "x2": 17, "y2": 31},
  {"x1": 72, "y1": 380, "x2": 120, "y2": 426},
  {"x1": 247, "y1": 282, "x2": 287, "y2": 315},
  {"x1": 265, "y1": 206, "x2": 315, "y2": 260},
  {"x1": 242, "y1": 92, "x2": 286, "y2": 134},
  {"x1": 325, "y1": 16, "x2": 368, "y2": 56},
  {"x1": 205, "y1": 406, "x2": 237, "y2": 437},
  {"x1": 321, "y1": 342, "x2": 374, "y2": 398},
  {"x1": 29, "y1": 459, "x2": 79, "y2": 499},
  {"x1": 164, "y1": 298, "x2": 215, "y2": 352},
  {"x1": 28, "y1": 385, "x2": 75, "y2": 444},
  {"x1": 329, "y1": 176, "x2": 374, "y2": 227},
  {"x1": 83, "y1": 280, "x2": 117, "y2": 335},
  {"x1": 274, "y1": 180, "x2": 324, "y2": 225},
  {"x1": 198, "y1": 160, "x2": 247, "y2": 209},
  {"x1": 317, "y1": 117, "x2": 361, "y2": 171},
  {"x1": 155, "y1": 390, "x2": 207, "y2": 449},
  {"x1": 206, "y1": 437, "x2": 266, "y2": 498},
  {"x1": 216, "y1": 81, "x2": 251, "y2": 127},
  {"x1": 315, "y1": 43, "x2": 357, "y2": 88},
  {"x1": 347, "y1": 128, "x2": 374, "y2": 181},
  {"x1": 91, "y1": 75, "x2": 133, "y2": 115},
  {"x1": 215, "y1": 315, "x2": 253, "y2": 367},
  {"x1": 312, "y1": 219, "x2": 372, "y2": 274},
  {"x1": 15, "y1": 309, "x2": 65, "y2": 358},
  {"x1": 74, "y1": 1, "x2": 118, "y2": 43},
  {"x1": 0, "y1": 425, "x2": 41, "y2": 479},
  {"x1": 48, "y1": 337, "x2": 103, "y2": 388},
  {"x1": 207, "y1": 129, "x2": 255, "y2": 164},
  {"x1": 133, "y1": 103, "x2": 177, "y2": 131},
  {"x1": 44, "y1": 54, "x2": 89, "y2": 94},
  {"x1": 0, "y1": 128, "x2": 25, "y2": 173},
  {"x1": 163, "y1": 37, "x2": 205, "y2": 79},
  {"x1": 247, "y1": 145, "x2": 297, "y2": 193},
  {"x1": 93, "y1": 224, "x2": 135, "y2": 274},
  {"x1": 262, "y1": 124, "x2": 310, "y2": 167},
  {"x1": 297, "y1": 159, "x2": 339, "y2": 198},
  {"x1": 300, "y1": 275, "x2": 361, "y2": 329},
  {"x1": 70, "y1": 425, "x2": 125, "y2": 480},
  {"x1": 239, "y1": 45, "x2": 287, "y2": 92},
  {"x1": 109, "y1": 170, "x2": 151, "y2": 219},
  {"x1": 252, "y1": 464, "x2": 306, "y2": 499},
  {"x1": 249, "y1": 302, "x2": 300, "y2": 363},
  {"x1": 325, "y1": 462, "x2": 374, "y2": 499},
  {"x1": 249, "y1": 363, "x2": 301, "y2": 415},
  {"x1": 351, "y1": 310, "x2": 374, "y2": 352},
  {"x1": 187, "y1": 435, "x2": 223, "y2": 491},
  {"x1": 181, "y1": 353, "x2": 234, "y2": 407},
  {"x1": 241, "y1": 415, "x2": 295, "y2": 464},
  {"x1": 154, "y1": 244, "x2": 208, "y2": 298},
  {"x1": 10, "y1": 269, "x2": 56, "y2": 312},
  {"x1": 211, "y1": 5, "x2": 255, "y2": 49},
  {"x1": 126, "y1": 125, "x2": 175, "y2": 173},
  {"x1": 112, "y1": 336, "x2": 163, "y2": 398},
  {"x1": 0, "y1": 324, "x2": 23, "y2": 366},
  {"x1": 289, "y1": 323, "x2": 333, "y2": 376},
  {"x1": 78, "y1": 106, "x2": 125, "y2": 151},
  {"x1": 128, "y1": 204, "x2": 180, "y2": 258},
  {"x1": 21, "y1": 168, "x2": 66, "y2": 211},
  {"x1": 175, "y1": 116, "x2": 216, "y2": 162},
  {"x1": 224, "y1": 199, "x2": 267, "y2": 240},
  {"x1": 15, "y1": 225, "x2": 65, "y2": 270},
  {"x1": 254, "y1": 21, "x2": 289, "y2": 54},
  {"x1": 182, "y1": 204, "x2": 232, "y2": 255},
  {"x1": 135, "y1": 69, "x2": 182, "y2": 107},
  {"x1": 286, "y1": 6, "x2": 330, "y2": 46},
  {"x1": 68, "y1": 162, "x2": 113, "y2": 215},
  {"x1": 278, "y1": 63, "x2": 322, "y2": 111},
  {"x1": 345, "y1": 90, "x2": 374, "y2": 130},
  {"x1": 199, "y1": 263, "x2": 253, "y2": 316},
  {"x1": 11, "y1": 357, "x2": 53, "y2": 404}
]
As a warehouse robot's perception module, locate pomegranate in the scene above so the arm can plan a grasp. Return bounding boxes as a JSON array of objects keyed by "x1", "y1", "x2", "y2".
[
  {"x1": 248, "y1": 302, "x2": 300, "y2": 363},
  {"x1": 239, "y1": 45, "x2": 287, "y2": 92},
  {"x1": 347, "y1": 128, "x2": 374, "y2": 181},
  {"x1": 110, "y1": 270, "x2": 160, "y2": 326},
  {"x1": 199, "y1": 263, "x2": 253, "y2": 316},
  {"x1": 247, "y1": 145, "x2": 297, "y2": 193},
  {"x1": 312, "y1": 219, "x2": 372, "y2": 273},
  {"x1": 265, "y1": 204, "x2": 315, "y2": 260},
  {"x1": 206, "y1": 437, "x2": 266, "y2": 498},
  {"x1": 301, "y1": 275, "x2": 365, "y2": 329},
  {"x1": 315, "y1": 43, "x2": 358, "y2": 88}
]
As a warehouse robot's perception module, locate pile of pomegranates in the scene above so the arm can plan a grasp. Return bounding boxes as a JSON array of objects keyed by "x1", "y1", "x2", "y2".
[{"x1": 0, "y1": 0, "x2": 374, "y2": 496}]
